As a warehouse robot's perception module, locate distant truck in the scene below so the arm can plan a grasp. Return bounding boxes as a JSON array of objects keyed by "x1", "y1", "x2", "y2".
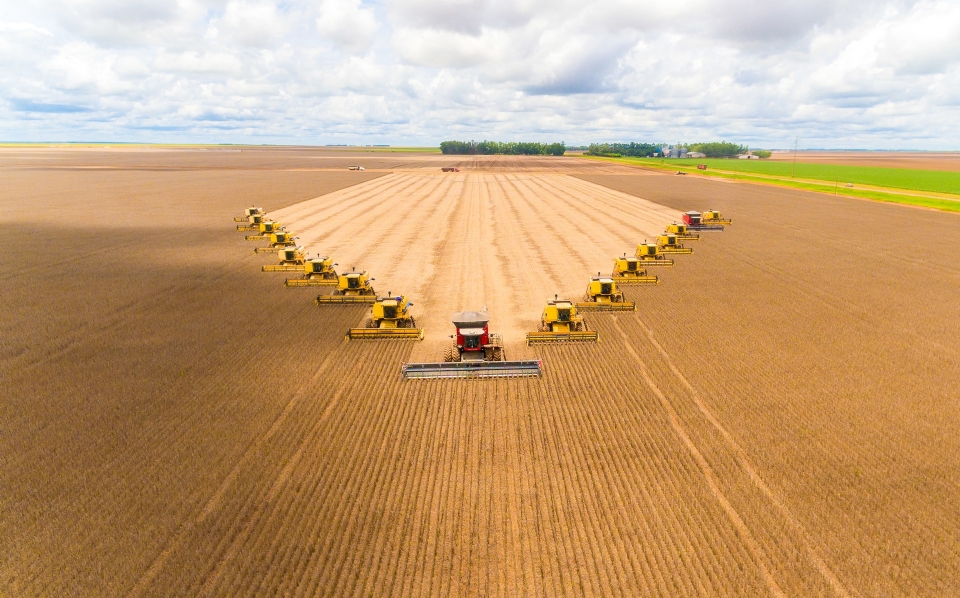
[
  {"x1": 348, "y1": 165, "x2": 365, "y2": 171},
  {"x1": 441, "y1": 167, "x2": 460, "y2": 172}
]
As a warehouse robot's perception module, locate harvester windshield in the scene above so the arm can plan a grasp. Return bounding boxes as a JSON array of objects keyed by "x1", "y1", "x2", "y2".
[
  {"x1": 557, "y1": 308, "x2": 570, "y2": 321},
  {"x1": 347, "y1": 277, "x2": 360, "y2": 288}
]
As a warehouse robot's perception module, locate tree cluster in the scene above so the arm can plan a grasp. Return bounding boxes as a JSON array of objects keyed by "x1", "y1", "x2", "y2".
[
  {"x1": 585, "y1": 142, "x2": 661, "y2": 158},
  {"x1": 439, "y1": 140, "x2": 566, "y2": 156},
  {"x1": 686, "y1": 142, "x2": 748, "y2": 158}
]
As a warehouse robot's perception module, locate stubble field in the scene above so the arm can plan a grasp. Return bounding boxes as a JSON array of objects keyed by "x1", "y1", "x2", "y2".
[{"x1": 2, "y1": 148, "x2": 959, "y2": 597}]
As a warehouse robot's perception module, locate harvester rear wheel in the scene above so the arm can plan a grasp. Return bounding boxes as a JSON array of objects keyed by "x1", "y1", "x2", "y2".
[{"x1": 366, "y1": 319, "x2": 376, "y2": 328}]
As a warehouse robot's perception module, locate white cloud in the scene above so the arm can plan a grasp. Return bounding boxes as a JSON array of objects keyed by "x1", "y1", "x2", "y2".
[
  {"x1": 0, "y1": 0, "x2": 958, "y2": 147},
  {"x1": 316, "y1": 0, "x2": 378, "y2": 54}
]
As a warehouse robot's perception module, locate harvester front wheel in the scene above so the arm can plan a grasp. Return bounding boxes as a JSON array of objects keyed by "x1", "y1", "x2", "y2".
[
  {"x1": 443, "y1": 346, "x2": 458, "y2": 362},
  {"x1": 366, "y1": 319, "x2": 376, "y2": 328}
]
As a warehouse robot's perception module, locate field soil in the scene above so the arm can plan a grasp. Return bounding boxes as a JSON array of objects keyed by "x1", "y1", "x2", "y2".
[
  {"x1": 3, "y1": 148, "x2": 960, "y2": 597},
  {"x1": 766, "y1": 150, "x2": 960, "y2": 172}
]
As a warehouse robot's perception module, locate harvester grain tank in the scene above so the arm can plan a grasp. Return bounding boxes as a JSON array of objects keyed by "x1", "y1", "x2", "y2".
[
  {"x1": 577, "y1": 275, "x2": 636, "y2": 312},
  {"x1": 665, "y1": 222, "x2": 700, "y2": 241},
  {"x1": 656, "y1": 233, "x2": 693, "y2": 255},
  {"x1": 402, "y1": 311, "x2": 542, "y2": 379},
  {"x1": 315, "y1": 270, "x2": 377, "y2": 304},
  {"x1": 348, "y1": 294, "x2": 423, "y2": 340},
  {"x1": 234, "y1": 206, "x2": 263, "y2": 222},
  {"x1": 253, "y1": 231, "x2": 297, "y2": 253},
  {"x1": 284, "y1": 257, "x2": 339, "y2": 285},
  {"x1": 526, "y1": 297, "x2": 598, "y2": 344},
  {"x1": 612, "y1": 255, "x2": 659, "y2": 284},
  {"x1": 261, "y1": 247, "x2": 307, "y2": 272},
  {"x1": 682, "y1": 211, "x2": 724, "y2": 231},
  {"x1": 635, "y1": 243, "x2": 675, "y2": 266},
  {"x1": 244, "y1": 220, "x2": 281, "y2": 240},
  {"x1": 702, "y1": 210, "x2": 732, "y2": 225}
]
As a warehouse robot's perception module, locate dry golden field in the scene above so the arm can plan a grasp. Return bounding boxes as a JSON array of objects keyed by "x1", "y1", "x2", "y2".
[{"x1": 2, "y1": 147, "x2": 960, "y2": 597}]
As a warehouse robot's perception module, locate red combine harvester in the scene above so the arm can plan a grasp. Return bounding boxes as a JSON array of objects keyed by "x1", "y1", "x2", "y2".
[
  {"x1": 682, "y1": 211, "x2": 725, "y2": 232},
  {"x1": 401, "y1": 310, "x2": 541, "y2": 379}
]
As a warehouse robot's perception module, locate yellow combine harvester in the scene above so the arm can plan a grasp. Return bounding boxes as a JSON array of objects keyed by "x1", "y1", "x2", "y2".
[
  {"x1": 348, "y1": 295, "x2": 423, "y2": 340},
  {"x1": 577, "y1": 275, "x2": 636, "y2": 312},
  {"x1": 612, "y1": 255, "x2": 659, "y2": 285},
  {"x1": 527, "y1": 297, "x2": 598, "y2": 344},
  {"x1": 236, "y1": 213, "x2": 264, "y2": 232},
  {"x1": 244, "y1": 220, "x2": 282, "y2": 240},
  {"x1": 284, "y1": 257, "x2": 339, "y2": 286},
  {"x1": 635, "y1": 243, "x2": 675, "y2": 266},
  {"x1": 656, "y1": 233, "x2": 693, "y2": 255},
  {"x1": 315, "y1": 270, "x2": 377, "y2": 304},
  {"x1": 234, "y1": 206, "x2": 263, "y2": 222},
  {"x1": 702, "y1": 210, "x2": 732, "y2": 225},
  {"x1": 261, "y1": 247, "x2": 307, "y2": 272},
  {"x1": 665, "y1": 222, "x2": 700, "y2": 241},
  {"x1": 253, "y1": 231, "x2": 297, "y2": 253}
]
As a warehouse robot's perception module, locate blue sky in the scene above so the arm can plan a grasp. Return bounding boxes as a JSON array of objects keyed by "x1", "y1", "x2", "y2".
[{"x1": 1, "y1": 0, "x2": 958, "y2": 148}]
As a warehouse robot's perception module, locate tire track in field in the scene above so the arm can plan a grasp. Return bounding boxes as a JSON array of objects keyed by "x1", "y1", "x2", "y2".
[
  {"x1": 610, "y1": 317, "x2": 788, "y2": 598},
  {"x1": 635, "y1": 314, "x2": 852, "y2": 597}
]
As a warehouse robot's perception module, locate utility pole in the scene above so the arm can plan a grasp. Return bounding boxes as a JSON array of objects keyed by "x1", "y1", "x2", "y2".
[{"x1": 792, "y1": 136, "x2": 798, "y2": 178}]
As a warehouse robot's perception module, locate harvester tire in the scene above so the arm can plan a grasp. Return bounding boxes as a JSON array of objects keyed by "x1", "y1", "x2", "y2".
[
  {"x1": 443, "y1": 346, "x2": 458, "y2": 362},
  {"x1": 366, "y1": 319, "x2": 376, "y2": 328}
]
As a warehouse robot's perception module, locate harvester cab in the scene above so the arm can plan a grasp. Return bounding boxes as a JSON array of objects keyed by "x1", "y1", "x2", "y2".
[
  {"x1": 612, "y1": 255, "x2": 659, "y2": 284},
  {"x1": 261, "y1": 246, "x2": 306, "y2": 272},
  {"x1": 253, "y1": 231, "x2": 297, "y2": 253},
  {"x1": 578, "y1": 274, "x2": 636, "y2": 312},
  {"x1": 315, "y1": 269, "x2": 377, "y2": 303},
  {"x1": 635, "y1": 242, "x2": 675, "y2": 266},
  {"x1": 401, "y1": 311, "x2": 542, "y2": 379},
  {"x1": 348, "y1": 294, "x2": 423, "y2": 340},
  {"x1": 665, "y1": 222, "x2": 700, "y2": 241},
  {"x1": 527, "y1": 296, "x2": 599, "y2": 344},
  {"x1": 234, "y1": 206, "x2": 263, "y2": 222},
  {"x1": 656, "y1": 233, "x2": 693, "y2": 254},
  {"x1": 682, "y1": 211, "x2": 725, "y2": 231},
  {"x1": 702, "y1": 210, "x2": 732, "y2": 225}
]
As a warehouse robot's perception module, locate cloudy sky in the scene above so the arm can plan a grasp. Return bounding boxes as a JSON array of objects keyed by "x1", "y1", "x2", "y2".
[{"x1": 1, "y1": 0, "x2": 958, "y2": 148}]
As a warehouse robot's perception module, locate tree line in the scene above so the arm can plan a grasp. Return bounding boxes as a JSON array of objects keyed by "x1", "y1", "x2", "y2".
[
  {"x1": 586, "y1": 141, "x2": 770, "y2": 158},
  {"x1": 439, "y1": 140, "x2": 566, "y2": 156}
]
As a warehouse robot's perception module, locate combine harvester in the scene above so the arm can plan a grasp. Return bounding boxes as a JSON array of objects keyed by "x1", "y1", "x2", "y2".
[
  {"x1": 347, "y1": 295, "x2": 423, "y2": 340},
  {"x1": 682, "y1": 211, "x2": 724, "y2": 232},
  {"x1": 315, "y1": 270, "x2": 377, "y2": 304},
  {"x1": 234, "y1": 206, "x2": 263, "y2": 223},
  {"x1": 244, "y1": 220, "x2": 282, "y2": 240},
  {"x1": 612, "y1": 255, "x2": 659, "y2": 285},
  {"x1": 702, "y1": 210, "x2": 732, "y2": 226},
  {"x1": 261, "y1": 247, "x2": 306, "y2": 272},
  {"x1": 252, "y1": 231, "x2": 297, "y2": 253},
  {"x1": 402, "y1": 311, "x2": 542, "y2": 379},
  {"x1": 527, "y1": 297, "x2": 598, "y2": 344},
  {"x1": 635, "y1": 243, "x2": 675, "y2": 266},
  {"x1": 236, "y1": 212, "x2": 265, "y2": 232},
  {"x1": 665, "y1": 222, "x2": 700, "y2": 241},
  {"x1": 284, "y1": 257, "x2": 339, "y2": 285},
  {"x1": 577, "y1": 275, "x2": 636, "y2": 312},
  {"x1": 656, "y1": 232, "x2": 694, "y2": 255}
]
